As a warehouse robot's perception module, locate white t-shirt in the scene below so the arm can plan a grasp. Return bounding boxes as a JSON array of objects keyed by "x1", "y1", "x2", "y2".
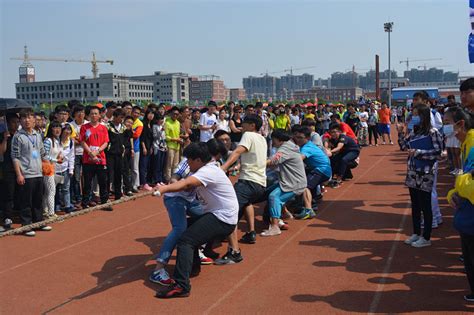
[
  {"x1": 70, "y1": 119, "x2": 88, "y2": 156},
  {"x1": 238, "y1": 131, "x2": 267, "y2": 187},
  {"x1": 192, "y1": 163, "x2": 239, "y2": 225},
  {"x1": 358, "y1": 111, "x2": 369, "y2": 128},
  {"x1": 215, "y1": 118, "x2": 230, "y2": 133},
  {"x1": 199, "y1": 112, "x2": 217, "y2": 142}
]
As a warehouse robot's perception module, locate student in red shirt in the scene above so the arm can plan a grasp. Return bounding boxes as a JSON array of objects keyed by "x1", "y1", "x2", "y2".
[
  {"x1": 331, "y1": 115, "x2": 358, "y2": 143},
  {"x1": 80, "y1": 106, "x2": 111, "y2": 210},
  {"x1": 377, "y1": 102, "x2": 393, "y2": 145}
]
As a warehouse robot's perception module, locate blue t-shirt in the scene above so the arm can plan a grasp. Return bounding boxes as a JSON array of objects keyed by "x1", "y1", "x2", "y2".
[{"x1": 300, "y1": 141, "x2": 332, "y2": 178}]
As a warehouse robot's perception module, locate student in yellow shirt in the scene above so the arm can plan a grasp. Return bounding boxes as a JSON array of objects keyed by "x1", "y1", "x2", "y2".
[{"x1": 164, "y1": 106, "x2": 183, "y2": 182}]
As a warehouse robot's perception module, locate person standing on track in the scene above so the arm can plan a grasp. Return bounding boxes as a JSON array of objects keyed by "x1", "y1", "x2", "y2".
[
  {"x1": 154, "y1": 142, "x2": 238, "y2": 298},
  {"x1": 378, "y1": 102, "x2": 393, "y2": 145},
  {"x1": 402, "y1": 103, "x2": 443, "y2": 248}
]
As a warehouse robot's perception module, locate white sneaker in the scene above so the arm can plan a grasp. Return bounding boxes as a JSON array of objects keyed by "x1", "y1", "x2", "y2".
[
  {"x1": 260, "y1": 225, "x2": 282, "y2": 237},
  {"x1": 40, "y1": 226, "x2": 52, "y2": 231},
  {"x1": 24, "y1": 230, "x2": 36, "y2": 237},
  {"x1": 432, "y1": 222, "x2": 439, "y2": 229},
  {"x1": 411, "y1": 237, "x2": 431, "y2": 248},
  {"x1": 404, "y1": 234, "x2": 420, "y2": 245}
]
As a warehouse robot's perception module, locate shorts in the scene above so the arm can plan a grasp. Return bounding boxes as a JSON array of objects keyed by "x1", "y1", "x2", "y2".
[
  {"x1": 379, "y1": 123, "x2": 390, "y2": 134},
  {"x1": 234, "y1": 179, "x2": 266, "y2": 220},
  {"x1": 307, "y1": 169, "x2": 331, "y2": 190}
]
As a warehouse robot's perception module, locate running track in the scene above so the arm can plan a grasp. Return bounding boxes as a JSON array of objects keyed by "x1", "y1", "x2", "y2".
[{"x1": 1, "y1": 143, "x2": 473, "y2": 314}]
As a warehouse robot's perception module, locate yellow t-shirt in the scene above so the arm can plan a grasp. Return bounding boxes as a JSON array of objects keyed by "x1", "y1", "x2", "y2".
[
  {"x1": 165, "y1": 117, "x2": 181, "y2": 151},
  {"x1": 304, "y1": 113, "x2": 315, "y2": 120},
  {"x1": 238, "y1": 131, "x2": 268, "y2": 187},
  {"x1": 461, "y1": 129, "x2": 474, "y2": 169},
  {"x1": 275, "y1": 115, "x2": 289, "y2": 130}
]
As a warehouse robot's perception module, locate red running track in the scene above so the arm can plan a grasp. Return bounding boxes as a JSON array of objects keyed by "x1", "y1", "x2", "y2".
[{"x1": 1, "y1": 143, "x2": 473, "y2": 314}]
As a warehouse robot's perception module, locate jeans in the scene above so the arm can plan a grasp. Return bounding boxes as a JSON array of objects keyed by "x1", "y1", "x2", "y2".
[
  {"x1": 409, "y1": 187, "x2": 432, "y2": 240},
  {"x1": 56, "y1": 170, "x2": 72, "y2": 209},
  {"x1": 461, "y1": 233, "x2": 474, "y2": 293},
  {"x1": 16, "y1": 177, "x2": 44, "y2": 226},
  {"x1": 71, "y1": 155, "x2": 83, "y2": 203},
  {"x1": 151, "y1": 150, "x2": 167, "y2": 184},
  {"x1": 82, "y1": 164, "x2": 108, "y2": 205},
  {"x1": 331, "y1": 150, "x2": 359, "y2": 178},
  {"x1": 139, "y1": 152, "x2": 151, "y2": 185},
  {"x1": 268, "y1": 185, "x2": 296, "y2": 219},
  {"x1": 173, "y1": 213, "x2": 235, "y2": 292},
  {"x1": 156, "y1": 196, "x2": 203, "y2": 265}
]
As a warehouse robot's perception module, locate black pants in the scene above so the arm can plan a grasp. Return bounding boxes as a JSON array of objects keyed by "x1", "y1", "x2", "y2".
[
  {"x1": 0, "y1": 170, "x2": 16, "y2": 222},
  {"x1": 331, "y1": 150, "x2": 359, "y2": 178},
  {"x1": 173, "y1": 213, "x2": 235, "y2": 292},
  {"x1": 461, "y1": 233, "x2": 474, "y2": 293},
  {"x1": 234, "y1": 179, "x2": 266, "y2": 220},
  {"x1": 107, "y1": 154, "x2": 123, "y2": 199},
  {"x1": 122, "y1": 152, "x2": 133, "y2": 193},
  {"x1": 368, "y1": 125, "x2": 378, "y2": 145},
  {"x1": 82, "y1": 164, "x2": 108, "y2": 204},
  {"x1": 15, "y1": 177, "x2": 43, "y2": 226},
  {"x1": 409, "y1": 188, "x2": 432, "y2": 240}
]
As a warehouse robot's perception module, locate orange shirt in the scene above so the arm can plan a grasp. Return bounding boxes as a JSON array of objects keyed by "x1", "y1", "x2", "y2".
[{"x1": 378, "y1": 108, "x2": 391, "y2": 124}]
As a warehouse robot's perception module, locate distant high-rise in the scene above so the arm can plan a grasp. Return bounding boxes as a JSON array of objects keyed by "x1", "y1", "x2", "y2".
[
  {"x1": 189, "y1": 77, "x2": 227, "y2": 103},
  {"x1": 131, "y1": 71, "x2": 189, "y2": 103},
  {"x1": 243, "y1": 75, "x2": 279, "y2": 100},
  {"x1": 403, "y1": 68, "x2": 458, "y2": 83}
]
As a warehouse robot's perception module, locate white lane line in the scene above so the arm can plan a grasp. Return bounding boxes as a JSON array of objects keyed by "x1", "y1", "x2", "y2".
[
  {"x1": 0, "y1": 211, "x2": 160, "y2": 275},
  {"x1": 204, "y1": 148, "x2": 395, "y2": 314}
]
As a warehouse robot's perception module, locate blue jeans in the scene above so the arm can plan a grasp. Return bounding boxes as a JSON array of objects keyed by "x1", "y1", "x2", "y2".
[
  {"x1": 151, "y1": 150, "x2": 167, "y2": 184},
  {"x1": 157, "y1": 196, "x2": 203, "y2": 265},
  {"x1": 56, "y1": 171, "x2": 72, "y2": 209},
  {"x1": 268, "y1": 185, "x2": 296, "y2": 219},
  {"x1": 139, "y1": 153, "x2": 151, "y2": 185},
  {"x1": 71, "y1": 155, "x2": 83, "y2": 203}
]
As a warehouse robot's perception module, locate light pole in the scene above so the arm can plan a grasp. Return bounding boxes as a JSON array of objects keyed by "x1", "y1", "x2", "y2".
[
  {"x1": 49, "y1": 92, "x2": 53, "y2": 113},
  {"x1": 384, "y1": 22, "x2": 394, "y2": 108}
]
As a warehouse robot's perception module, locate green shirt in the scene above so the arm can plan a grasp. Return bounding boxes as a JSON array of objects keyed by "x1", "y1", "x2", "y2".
[
  {"x1": 165, "y1": 117, "x2": 181, "y2": 151},
  {"x1": 275, "y1": 115, "x2": 289, "y2": 130}
]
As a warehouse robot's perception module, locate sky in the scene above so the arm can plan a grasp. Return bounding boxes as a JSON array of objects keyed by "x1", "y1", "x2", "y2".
[{"x1": 1, "y1": 0, "x2": 473, "y2": 97}]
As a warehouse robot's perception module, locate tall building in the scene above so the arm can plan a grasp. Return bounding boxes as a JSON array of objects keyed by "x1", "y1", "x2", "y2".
[
  {"x1": 330, "y1": 71, "x2": 359, "y2": 88},
  {"x1": 15, "y1": 73, "x2": 154, "y2": 106},
  {"x1": 293, "y1": 87, "x2": 363, "y2": 102},
  {"x1": 189, "y1": 77, "x2": 227, "y2": 103},
  {"x1": 131, "y1": 71, "x2": 189, "y2": 103},
  {"x1": 279, "y1": 73, "x2": 314, "y2": 92},
  {"x1": 229, "y1": 88, "x2": 246, "y2": 102},
  {"x1": 242, "y1": 75, "x2": 279, "y2": 100},
  {"x1": 403, "y1": 68, "x2": 458, "y2": 83}
]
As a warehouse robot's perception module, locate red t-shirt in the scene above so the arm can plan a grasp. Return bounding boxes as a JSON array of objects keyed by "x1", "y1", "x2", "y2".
[
  {"x1": 378, "y1": 108, "x2": 391, "y2": 124},
  {"x1": 80, "y1": 123, "x2": 109, "y2": 165},
  {"x1": 340, "y1": 122, "x2": 358, "y2": 143}
]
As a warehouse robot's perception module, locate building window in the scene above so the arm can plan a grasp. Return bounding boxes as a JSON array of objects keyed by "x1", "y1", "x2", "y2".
[
  {"x1": 84, "y1": 91, "x2": 87, "y2": 97},
  {"x1": 78, "y1": 92, "x2": 82, "y2": 97},
  {"x1": 96, "y1": 83, "x2": 99, "y2": 88},
  {"x1": 84, "y1": 84, "x2": 87, "y2": 89},
  {"x1": 96, "y1": 91, "x2": 99, "y2": 96},
  {"x1": 114, "y1": 85, "x2": 117, "y2": 90},
  {"x1": 181, "y1": 92, "x2": 185, "y2": 97}
]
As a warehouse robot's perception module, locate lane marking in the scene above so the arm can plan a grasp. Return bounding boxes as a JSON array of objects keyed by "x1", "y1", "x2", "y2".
[
  {"x1": 368, "y1": 203, "x2": 410, "y2": 314},
  {"x1": 204, "y1": 149, "x2": 396, "y2": 314},
  {"x1": 0, "y1": 211, "x2": 161, "y2": 275}
]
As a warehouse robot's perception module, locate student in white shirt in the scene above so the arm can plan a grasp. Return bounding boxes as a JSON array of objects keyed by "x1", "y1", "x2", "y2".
[
  {"x1": 199, "y1": 101, "x2": 218, "y2": 142},
  {"x1": 154, "y1": 142, "x2": 238, "y2": 298}
]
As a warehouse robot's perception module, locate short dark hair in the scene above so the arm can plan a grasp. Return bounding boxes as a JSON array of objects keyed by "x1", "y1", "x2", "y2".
[
  {"x1": 447, "y1": 94, "x2": 455, "y2": 100},
  {"x1": 413, "y1": 90, "x2": 430, "y2": 102},
  {"x1": 55, "y1": 104, "x2": 69, "y2": 114},
  {"x1": 292, "y1": 125, "x2": 312, "y2": 138},
  {"x1": 19, "y1": 108, "x2": 34, "y2": 118},
  {"x1": 460, "y1": 78, "x2": 474, "y2": 92},
  {"x1": 208, "y1": 101, "x2": 217, "y2": 107},
  {"x1": 242, "y1": 114, "x2": 262, "y2": 131},
  {"x1": 124, "y1": 115, "x2": 134, "y2": 122},
  {"x1": 214, "y1": 129, "x2": 230, "y2": 139},
  {"x1": 113, "y1": 108, "x2": 124, "y2": 117},
  {"x1": 207, "y1": 138, "x2": 228, "y2": 158},
  {"x1": 329, "y1": 122, "x2": 342, "y2": 131},
  {"x1": 170, "y1": 106, "x2": 180, "y2": 113},
  {"x1": 105, "y1": 101, "x2": 117, "y2": 109},
  {"x1": 179, "y1": 106, "x2": 189, "y2": 113},
  {"x1": 122, "y1": 101, "x2": 133, "y2": 108},
  {"x1": 132, "y1": 105, "x2": 141, "y2": 113},
  {"x1": 301, "y1": 118, "x2": 316, "y2": 127},
  {"x1": 88, "y1": 105, "x2": 100, "y2": 113},
  {"x1": 72, "y1": 105, "x2": 85, "y2": 117},
  {"x1": 6, "y1": 112, "x2": 19, "y2": 122},
  {"x1": 67, "y1": 99, "x2": 82, "y2": 110},
  {"x1": 245, "y1": 104, "x2": 254, "y2": 110},
  {"x1": 255, "y1": 102, "x2": 263, "y2": 108},
  {"x1": 183, "y1": 142, "x2": 212, "y2": 163},
  {"x1": 271, "y1": 129, "x2": 291, "y2": 141}
]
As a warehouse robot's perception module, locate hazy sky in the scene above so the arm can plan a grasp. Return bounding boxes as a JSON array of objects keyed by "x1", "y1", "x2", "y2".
[{"x1": 1, "y1": 0, "x2": 473, "y2": 97}]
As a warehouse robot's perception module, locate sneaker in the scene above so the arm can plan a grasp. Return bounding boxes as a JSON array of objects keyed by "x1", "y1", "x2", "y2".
[
  {"x1": 382, "y1": 142, "x2": 386, "y2": 145},
  {"x1": 4, "y1": 218, "x2": 12, "y2": 230},
  {"x1": 131, "y1": 188, "x2": 139, "y2": 193},
  {"x1": 198, "y1": 249, "x2": 213, "y2": 265},
  {"x1": 143, "y1": 184, "x2": 153, "y2": 191},
  {"x1": 155, "y1": 283, "x2": 190, "y2": 299},
  {"x1": 0, "y1": 226, "x2": 6, "y2": 233},
  {"x1": 101, "y1": 203, "x2": 113, "y2": 211},
  {"x1": 411, "y1": 237, "x2": 431, "y2": 248},
  {"x1": 389, "y1": 141, "x2": 394, "y2": 145},
  {"x1": 24, "y1": 230, "x2": 36, "y2": 237},
  {"x1": 239, "y1": 231, "x2": 257, "y2": 244},
  {"x1": 278, "y1": 219, "x2": 289, "y2": 230},
  {"x1": 404, "y1": 234, "x2": 420, "y2": 245},
  {"x1": 214, "y1": 248, "x2": 243, "y2": 265},
  {"x1": 126, "y1": 191, "x2": 134, "y2": 197},
  {"x1": 437, "y1": 217, "x2": 443, "y2": 225},
  {"x1": 39, "y1": 226, "x2": 52, "y2": 231},
  {"x1": 464, "y1": 294, "x2": 474, "y2": 302},
  {"x1": 294, "y1": 208, "x2": 316, "y2": 220},
  {"x1": 149, "y1": 268, "x2": 174, "y2": 286},
  {"x1": 260, "y1": 225, "x2": 282, "y2": 237},
  {"x1": 432, "y1": 221, "x2": 439, "y2": 229}
]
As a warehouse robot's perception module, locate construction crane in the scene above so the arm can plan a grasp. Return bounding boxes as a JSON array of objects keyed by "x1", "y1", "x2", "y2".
[
  {"x1": 260, "y1": 66, "x2": 316, "y2": 76},
  {"x1": 399, "y1": 58, "x2": 442, "y2": 71},
  {"x1": 10, "y1": 45, "x2": 114, "y2": 79},
  {"x1": 417, "y1": 64, "x2": 452, "y2": 71}
]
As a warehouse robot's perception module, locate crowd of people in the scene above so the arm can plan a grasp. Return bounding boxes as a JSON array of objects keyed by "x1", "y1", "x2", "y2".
[{"x1": 0, "y1": 78, "x2": 473, "y2": 300}]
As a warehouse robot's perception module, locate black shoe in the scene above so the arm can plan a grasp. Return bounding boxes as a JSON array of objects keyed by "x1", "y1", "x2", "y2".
[
  {"x1": 464, "y1": 294, "x2": 474, "y2": 302},
  {"x1": 214, "y1": 248, "x2": 243, "y2": 265},
  {"x1": 101, "y1": 204, "x2": 113, "y2": 211},
  {"x1": 131, "y1": 188, "x2": 139, "y2": 193},
  {"x1": 155, "y1": 283, "x2": 190, "y2": 299},
  {"x1": 239, "y1": 231, "x2": 257, "y2": 244},
  {"x1": 126, "y1": 191, "x2": 134, "y2": 197},
  {"x1": 203, "y1": 247, "x2": 220, "y2": 260}
]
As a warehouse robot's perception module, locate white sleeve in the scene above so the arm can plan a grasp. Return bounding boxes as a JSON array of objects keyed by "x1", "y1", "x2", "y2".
[
  {"x1": 199, "y1": 114, "x2": 206, "y2": 127},
  {"x1": 192, "y1": 165, "x2": 213, "y2": 187},
  {"x1": 237, "y1": 132, "x2": 252, "y2": 151}
]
